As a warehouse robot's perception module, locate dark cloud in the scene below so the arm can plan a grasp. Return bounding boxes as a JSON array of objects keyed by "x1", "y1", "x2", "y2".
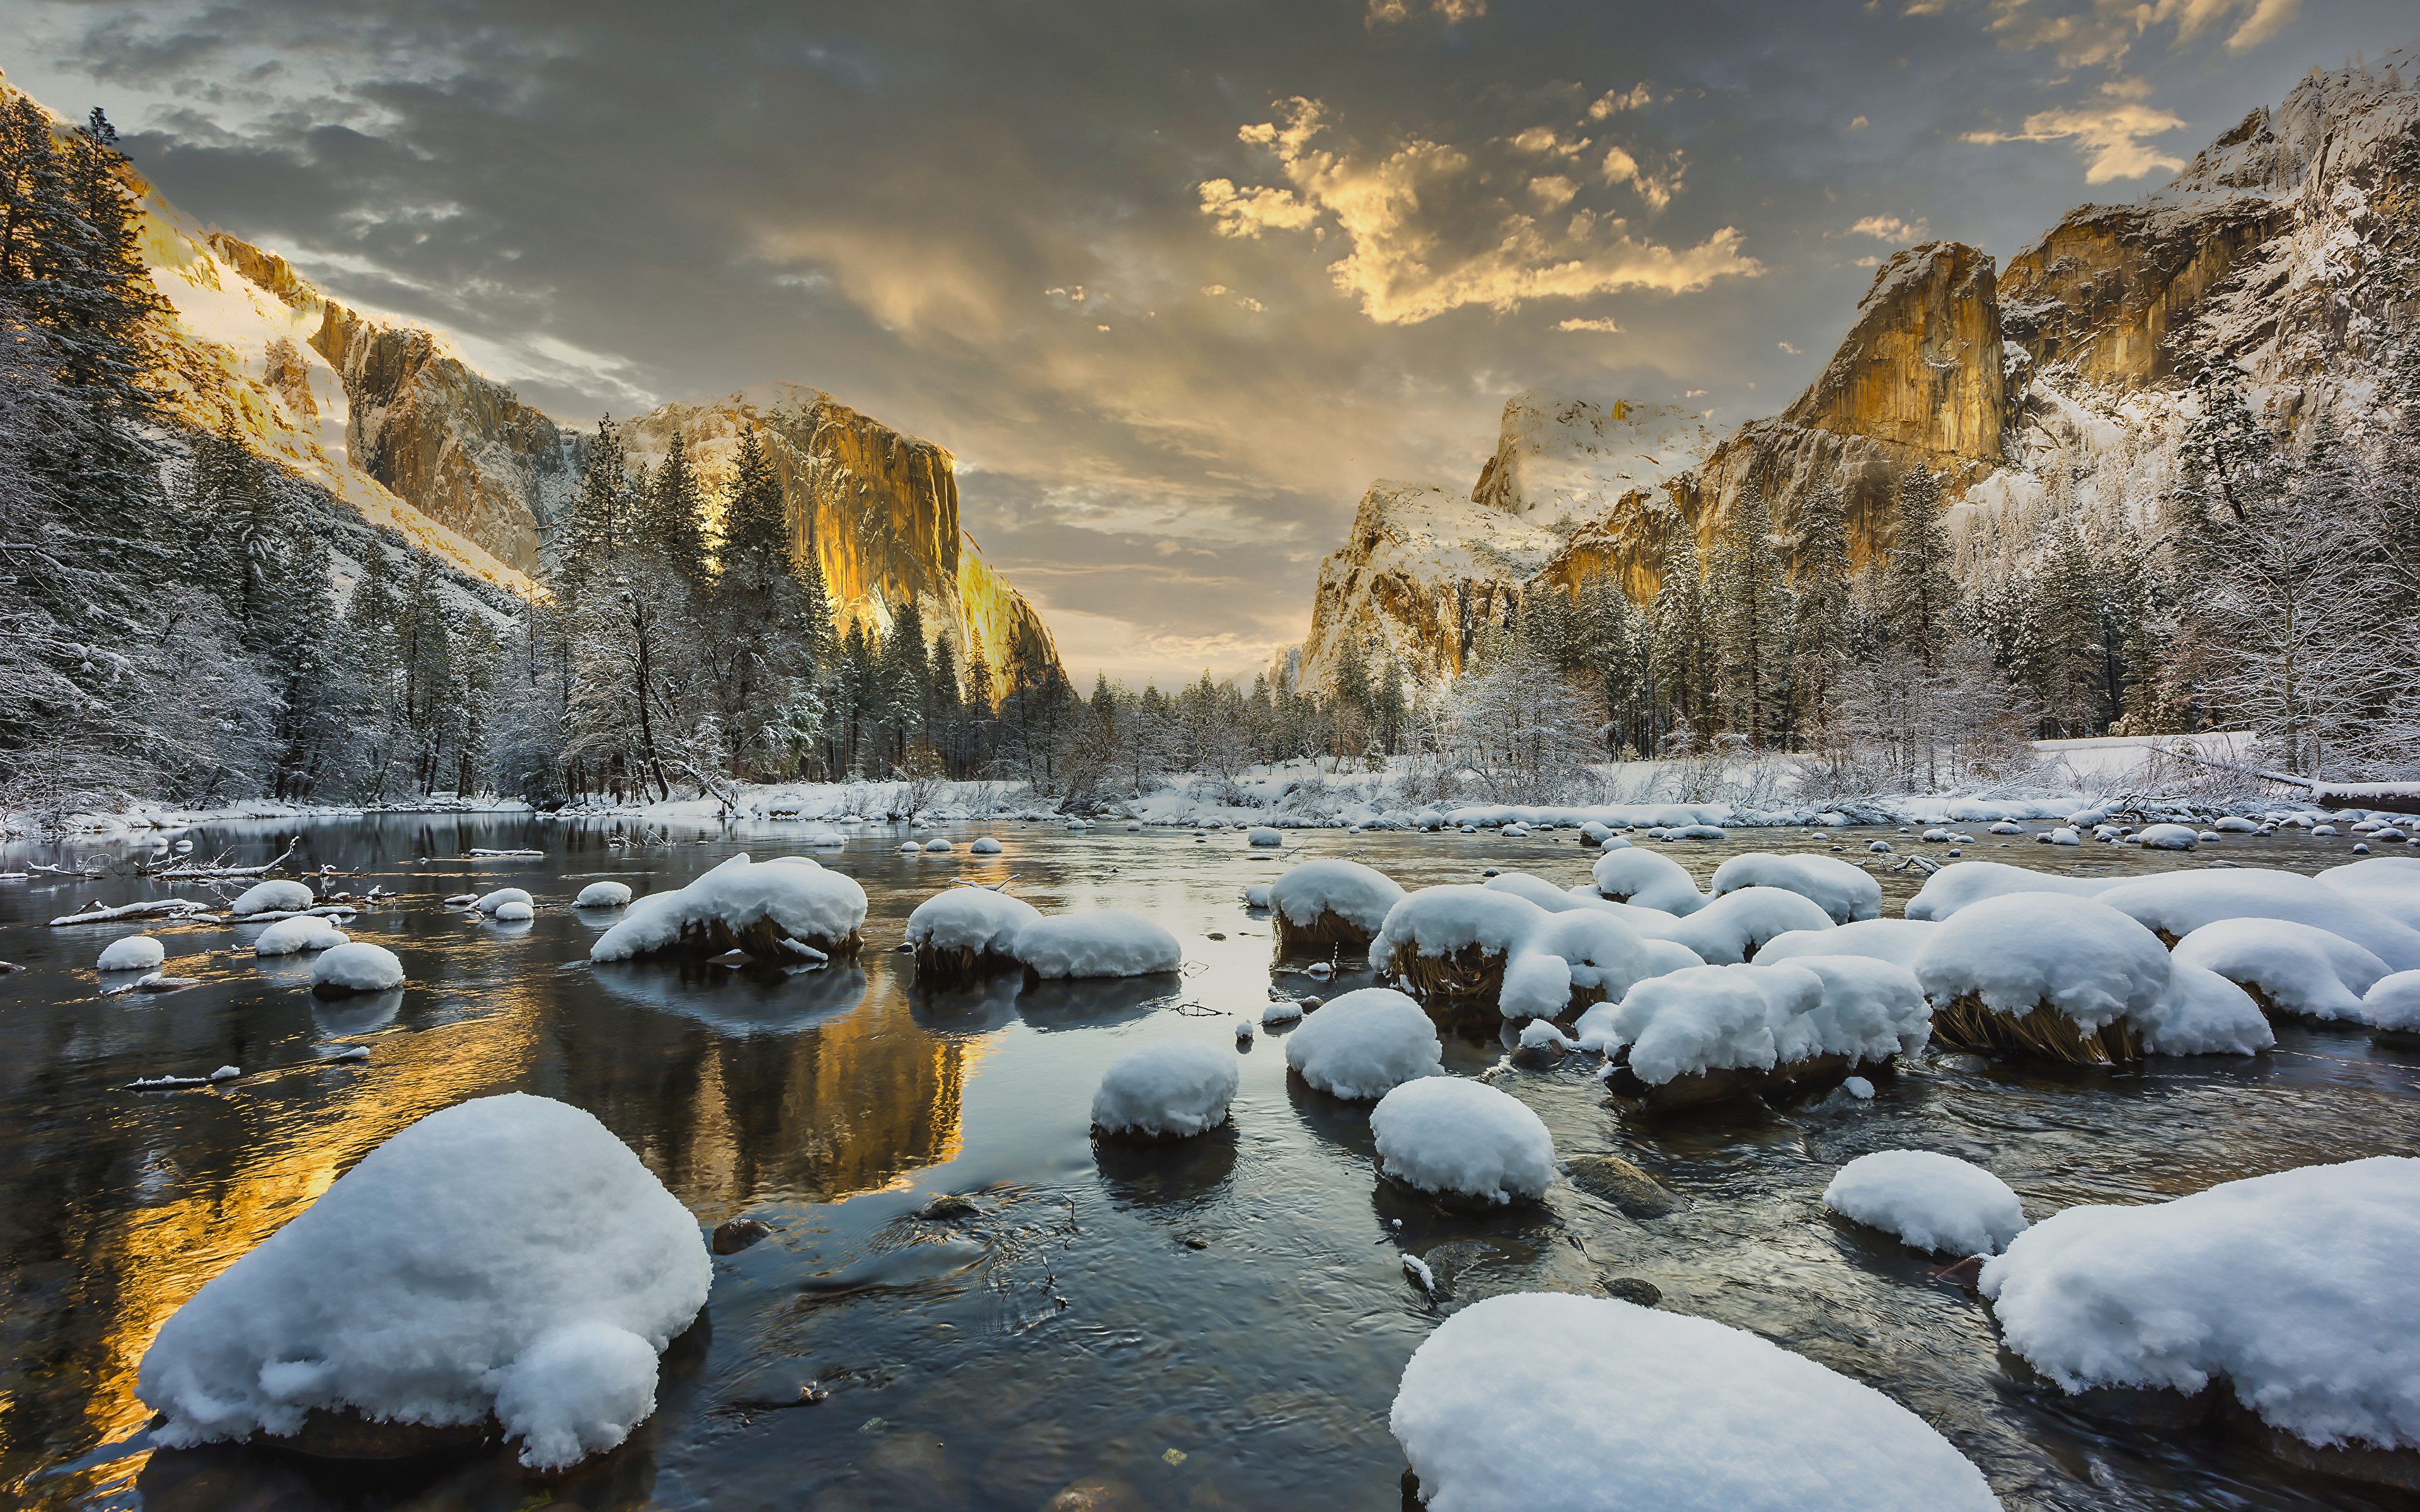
[{"x1": 6, "y1": 0, "x2": 2410, "y2": 682}]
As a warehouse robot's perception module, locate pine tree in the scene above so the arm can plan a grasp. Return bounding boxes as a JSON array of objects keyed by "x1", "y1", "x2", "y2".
[
  {"x1": 1649, "y1": 530, "x2": 1713, "y2": 736},
  {"x1": 1882, "y1": 467, "x2": 1955, "y2": 668},
  {"x1": 553, "y1": 416, "x2": 630, "y2": 593},
  {"x1": 1712, "y1": 492, "x2": 1789, "y2": 747},
  {"x1": 1787, "y1": 481, "x2": 1851, "y2": 740},
  {"x1": 641, "y1": 432, "x2": 710, "y2": 579},
  {"x1": 722, "y1": 428, "x2": 788, "y2": 572}
]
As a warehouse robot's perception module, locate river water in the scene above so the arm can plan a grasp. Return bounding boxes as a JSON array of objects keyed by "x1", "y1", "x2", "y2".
[{"x1": 1, "y1": 815, "x2": 2414, "y2": 1511}]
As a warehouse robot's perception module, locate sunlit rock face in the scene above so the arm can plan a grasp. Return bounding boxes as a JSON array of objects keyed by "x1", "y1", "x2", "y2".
[
  {"x1": 620, "y1": 387, "x2": 1060, "y2": 680},
  {"x1": 1288, "y1": 61, "x2": 2420, "y2": 697}
]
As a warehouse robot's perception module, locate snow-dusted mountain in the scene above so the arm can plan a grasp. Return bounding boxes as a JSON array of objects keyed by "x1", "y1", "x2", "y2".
[{"x1": 1286, "y1": 50, "x2": 2420, "y2": 696}]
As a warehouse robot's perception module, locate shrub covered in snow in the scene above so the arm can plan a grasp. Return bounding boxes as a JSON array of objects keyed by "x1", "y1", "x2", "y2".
[
  {"x1": 1664, "y1": 885, "x2": 1835, "y2": 965},
  {"x1": 1013, "y1": 911, "x2": 1182, "y2": 979},
  {"x1": 1586, "y1": 849, "x2": 1707, "y2": 914},
  {"x1": 2170, "y1": 918, "x2": 2387, "y2": 1022},
  {"x1": 310, "y1": 941, "x2": 405, "y2": 995},
  {"x1": 1269, "y1": 858, "x2": 1405, "y2": 950},
  {"x1": 1389, "y1": 1292, "x2": 1999, "y2": 1512},
  {"x1": 1710, "y1": 852, "x2": 1881, "y2": 924},
  {"x1": 1758, "y1": 917, "x2": 1937, "y2": 970},
  {"x1": 1371, "y1": 1076, "x2": 1553, "y2": 1206},
  {"x1": 137, "y1": 1094, "x2": 712, "y2": 1470},
  {"x1": 1913, "y1": 893, "x2": 2170, "y2": 1063},
  {"x1": 1981, "y1": 1157, "x2": 2420, "y2": 1452},
  {"x1": 2093, "y1": 869, "x2": 2420, "y2": 971},
  {"x1": 231, "y1": 879, "x2": 314, "y2": 916},
  {"x1": 906, "y1": 886, "x2": 1042, "y2": 980},
  {"x1": 1283, "y1": 987, "x2": 1442, "y2": 1099},
  {"x1": 253, "y1": 916, "x2": 348, "y2": 955},
  {"x1": 574, "y1": 881, "x2": 633, "y2": 908},
  {"x1": 1091, "y1": 1040, "x2": 1239, "y2": 1138},
  {"x1": 1824, "y1": 1150, "x2": 2028, "y2": 1256},
  {"x1": 591, "y1": 854, "x2": 866, "y2": 963},
  {"x1": 97, "y1": 934, "x2": 165, "y2": 971}
]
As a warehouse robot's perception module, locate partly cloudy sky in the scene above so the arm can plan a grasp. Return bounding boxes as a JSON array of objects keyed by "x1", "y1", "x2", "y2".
[{"x1": 3, "y1": 0, "x2": 2409, "y2": 685}]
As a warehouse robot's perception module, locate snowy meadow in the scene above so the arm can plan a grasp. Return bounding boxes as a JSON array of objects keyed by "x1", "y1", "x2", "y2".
[{"x1": 2, "y1": 813, "x2": 2417, "y2": 1511}]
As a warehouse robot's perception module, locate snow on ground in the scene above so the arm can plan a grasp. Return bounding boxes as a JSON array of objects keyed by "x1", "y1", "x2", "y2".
[
  {"x1": 1012, "y1": 912, "x2": 1182, "y2": 979},
  {"x1": 1980, "y1": 1157, "x2": 2420, "y2": 1451},
  {"x1": 575, "y1": 881, "x2": 633, "y2": 908},
  {"x1": 1758, "y1": 918, "x2": 1939, "y2": 970},
  {"x1": 1913, "y1": 893, "x2": 2170, "y2": 1031},
  {"x1": 591, "y1": 855, "x2": 866, "y2": 963},
  {"x1": 1371, "y1": 1077, "x2": 1553, "y2": 1206},
  {"x1": 1268, "y1": 859, "x2": 1405, "y2": 937},
  {"x1": 137, "y1": 1094, "x2": 711, "y2": 1470},
  {"x1": 1090, "y1": 1040, "x2": 1239, "y2": 1138},
  {"x1": 1283, "y1": 988, "x2": 1443, "y2": 1099},
  {"x1": 231, "y1": 879, "x2": 315, "y2": 916},
  {"x1": 309, "y1": 942, "x2": 405, "y2": 995},
  {"x1": 252, "y1": 916, "x2": 348, "y2": 955},
  {"x1": 2094, "y1": 870, "x2": 2420, "y2": 973},
  {"x1": 96, "y1": 935, "x2": 164, "y2": 971},
  {"x1": 1710, "y1": 852, "x2": 1881, "y2": 923},
  {"x1": 1389, "y1": 1292, "x2": 2000, "y2": 1512},
  {"x1": 1824, "y1": 1150, "x2": 2029, "y2": 1256},
  {"x1": 2171, "y1": 919, "x2": 2387, "y2": 1021}
]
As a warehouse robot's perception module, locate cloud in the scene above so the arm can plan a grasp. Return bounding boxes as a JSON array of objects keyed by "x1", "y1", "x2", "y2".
[
  {"x1": 1848, "y1": 114, "x2": 1869, "y2": 130},
  {"x1": 1529, "y1": 174, "x2": 1577, "y2": 207},
  {"x1": 1961, "y1": 76, "x2": 2187, "y2": 181},
  {"x1": 1366, "y1": 0, "x2": 1487, "y2": 23},
  {"x1": 1585, "y1": 84, "x2": 1652, "y2": 119},
  {"x1": 1848, "y1": 213, "x2": 1928, "y2": 240},
  {"x1": 1980, "y1": 0, "x2": 2300, "y2": 70},
  {"x1": 1555, "y1": 316, "x2": 1623, "y2": 332},
  {"x1": 1199, "y1": 97, "x2": 1758, "y2": 325},
  {"x1": 1597, "y1": 144, "x2": 1683, "y2": 212},
  {"x1": 1777, "y1": 340, "x2": 1801, "y2": 353}
]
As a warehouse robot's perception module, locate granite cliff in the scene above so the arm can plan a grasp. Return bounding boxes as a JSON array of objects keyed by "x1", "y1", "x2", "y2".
[{"x1": 1289, "y1": 54, "x2": 2420, "y2": 696}]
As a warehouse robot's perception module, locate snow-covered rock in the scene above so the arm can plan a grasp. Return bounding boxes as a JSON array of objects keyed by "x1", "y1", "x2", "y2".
[
  {"x1": 2320, "y1": 856, "x2": 2420, "y2": 930},
  {"x1": 1587, "y1": 849, "x2": 1707, "y2": 914},
  {"x1": 2134, "y1": 823, "x2": 2199, "y2": 850},
  {"x1": 591, "y1": 854, "x2": 865, "y2": 963},
  {"x1": 1261, "y1": 997, "x2": 1305, "y2": 1026},
  {"x1": 922, "y1": 838, "x2": 952, "y2": 853},
  {"x1": 1664, "y1": 885, "x2": 1835, "y2": 965},
  {"x1": 2137, "y1": 963, "x2": 2276, "y2": 1055},
  {"x1": 1584, "y1": 956, "x2": 1923, "y2": 1101},
  {"x1": 1389, "y1": 1292, "x2": 1998, "y2": 1512},
  {"x1": 1371, "y1": 1077, "x2": 1553, "y2": 1206},
  {"x1": 1709, "y1": 852, "x2": 1881, "y2": 924},
  {"x1": 1247, "y1": 825, "x2": 1283, "y2": 847},
  {"x1": 1905, "y1": 861, "x2": 2113, "y2": 920},
  {"x1": 1980, "y1": 1157, "x2": 2420, "y2": 1452},
  {"x1": 310, "y1": 942, "x2": 405, "y2": 995},
  {"x1": 1282, "y1": 987, "x2": 1442, "y2": 1099},
  {"x1": 2363, "y1": 971, "x2": 2420, "y2": 1036},
  {"x1": 1497, "y1": 910, "x2": 1656, "y2": 1022},
  {"x1": 253, "y1": 916, "x2": 348, "y2": 955},
  {"x1": 98, "y1": 935, "x2": 166, "y2": 971},
  {"x1": 1915, "y1": 893, "x2": 2169, "y2": 1060},
  {"x1": 2171, "y1": 918, "x2": 2387, "y2": 1022},
  {"x1": 1823, "y1": 1150, "x2": 2028, "y2": 1256},
  {"x1": 231, "y1": 879, "x2": 315, "y2": 916},
  {"x1": 137, "y1": 1094, "x2": 711, "y2": 1470},
  {"x1": 1269, "y1": 858, "x2": 1405, "y2": 948},
  {"x1": 906, "y1": 887, "x2": 1042, "y2": 978},
  {"x1": 475, "y1": 888, "x2": 533, "y2": 915},
  {"x1": 1090, "y1": 1040, "x2": 1240, "y2": 1138},
  {"x1": 968, "y1": 836, "x2": 1003, "y2": 855},
  {"x1": 573, "y1": 881, "x2": 633, "y2": 908},
  {"x1": 2095, "y1": 869, "x2": 2420, "y2": 971},
  {"x1": 1758, "y1": 917, "x2": 1938, "y2": 970},
  {"x1": 492, "y1": 900, "x2": 534, "y2": 922},
  {"x1": 1013, "y1": 911, "x2": 1182, "y2": 979}
]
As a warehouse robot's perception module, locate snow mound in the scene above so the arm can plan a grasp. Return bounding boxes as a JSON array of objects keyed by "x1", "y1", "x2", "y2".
[
  {"x1": 231, "y1": 879, "x2": 315, "y2": 916},
  {"x1": 1269, "y1": 858, "x2": 1406, "y2": 939},
  {"x1": 1758, "y1": 917, "x2": 1938, "y2": 970},
  {"x1": 1710, "y1": 853, "x2": 1881, "y2": 924},
  {"x1": 1014, "y1": 911, "x2": 1182, "y2": 978},
  {"x1": 1587, "y1": 849, "x2": 1707, "y2": 914},
  {"x1": 136, "y1": 1094, "x2": 711, "y2": 1470},
  {"x1": 1091, "y1": 1040, "x2": 1239, "y2": 1137},
  {"x1": 1905, "y1": 862, "x2": 2112, "y2": 920},
  {"x1": 493, "y1": 900, "x2": 534, "y2": 923},
  {"x1": 2320, "y1": 856, "x2": 2420, "y2": 929},
  {"x1": 797, "y1": 822, "x2": 848, "y2": 847},
  {"x1": 1248, "y1": 826, "x2": 1284, "y2": 847},
  {"x1": 2171, "y1": 918, "x2": 2387, "y2": 1021},
  {"x1": 574, "y1": 881, "x2": 632, "y2": 908},
  {"x1": 2135, "y1": 823, "x2": 2199, "y2": 850},
  {"x1": 253, "y1": 916, "x2": 348, "y2": 955},
  {"x1": 310, "y1": 942, "x2": 405, "y2": 995},
  {"x1": 98, "y1": 935, "x2": 165, "y2": 971},
  {"x1": 906, "y1": 886, "x2": 1041, "y2": 961},
  {"x1": 2093, "y1": 869, "x2": 2420, "y2": 972},
  {"x1": 1283, "y1": 987, "x2": 1442, "y2": 1099},
  {"x1": 1498, "y1": 910, "x2": 1655, "y2": 1022},
  {"x1": 591, "y1": 854, "x2": 866, "y2": 963},
  {"x1": 2137, "y1": 963, "x2": 2276, "y2": 1055},
  {"x1": 922, "y1": 838, "x2": 952, "y2": 853},
  {"x1": 1664, "y1": 885, "x2": 1835, "y2": 965},
  {"x1": 1242, "y1": 883, "x2": 1272, "y2": 908},
  {"x1": 1824, "y1": 1150, "x2": 2028, "y2": 1256},
  {"x1": 1914, "y1": 893, "x2": 2169, "y2": 1031},
  {"x1": 1375, "y1": 885, "x2": 1548, "y2": 963},
  {"x1": 1371, "y1": 1077, "x2": 1553, "y2": 1205},
  {"x1": 1582, "y1": 957, "x2": 1923, "y2": 1084},
  {"x1": 969, "y1": 836, "x2": 1003, "y2": 854},
  {"x1": 2363, "y1": 971, "x2": 2420, "y2": 1032},
  {"x1": 1389, "y1": 1292, "x2": 1998, "y2": 1512},
  {"x1": 475, "y1": 888, "x2": 533, "y2": 915},
  {"x1": 1261, "y1": 997, "x2": 1305, "y2": 1026},
  {"x1": 1980, "y1": 1157, "x2": 2420, "y2": 1452}
]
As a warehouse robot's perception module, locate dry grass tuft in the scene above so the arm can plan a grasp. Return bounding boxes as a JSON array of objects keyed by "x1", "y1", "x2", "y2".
[
  {"x1": 1274, "y1": 907, "x2": 1374, "y2": 954},
  {"x1": 913, "y1": 943, "x2": 1022, "y2": 985},
  {"x1": 1932, "y1": 994, "x2": 2141, "y2": 1065}
]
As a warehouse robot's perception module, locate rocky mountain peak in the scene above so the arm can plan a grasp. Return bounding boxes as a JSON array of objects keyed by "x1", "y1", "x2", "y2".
[{"x1": 1472, "y1": 391, "x2": 1715, "y2": 520}]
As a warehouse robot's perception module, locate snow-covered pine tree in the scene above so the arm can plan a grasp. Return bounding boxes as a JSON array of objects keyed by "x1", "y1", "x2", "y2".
[
  {"x1": 641, "y1": 432, "x2": 711, "y2": 580},
  {"x1": 1881, "y1": 467, "x2": 1954, "y2": 669},
  {"x1": 1648, "y1": 530, "x2": 1713, "y2": 736},
  {"x1": 1786, "y1": 481, "x2": 1850, "y2": 743},
  {"x1": 1711, "y1": 491, "x2": 1789, "y2": 748}
]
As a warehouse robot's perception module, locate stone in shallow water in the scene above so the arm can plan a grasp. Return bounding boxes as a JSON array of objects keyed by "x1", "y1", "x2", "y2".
[
  {"x1": 712, "y1": 1218, "x2": 773, "y2": 1254},
  {"x1": 1601, "y1": 1276, "x2": 1664, "y2": 1307},
  {"x1": 1566, "y1": 1154, "x2": 1682, "y2": 1219}
]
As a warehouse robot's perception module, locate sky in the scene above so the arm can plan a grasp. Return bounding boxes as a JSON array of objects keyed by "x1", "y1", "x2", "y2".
[{"x1": 3, "y1": 0, "x2": 2412, "y2": 687}]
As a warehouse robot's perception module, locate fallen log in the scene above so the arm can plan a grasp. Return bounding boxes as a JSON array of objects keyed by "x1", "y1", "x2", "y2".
[{"x1": 50, "y1": 898, "x2": 212, "y2": 927}]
